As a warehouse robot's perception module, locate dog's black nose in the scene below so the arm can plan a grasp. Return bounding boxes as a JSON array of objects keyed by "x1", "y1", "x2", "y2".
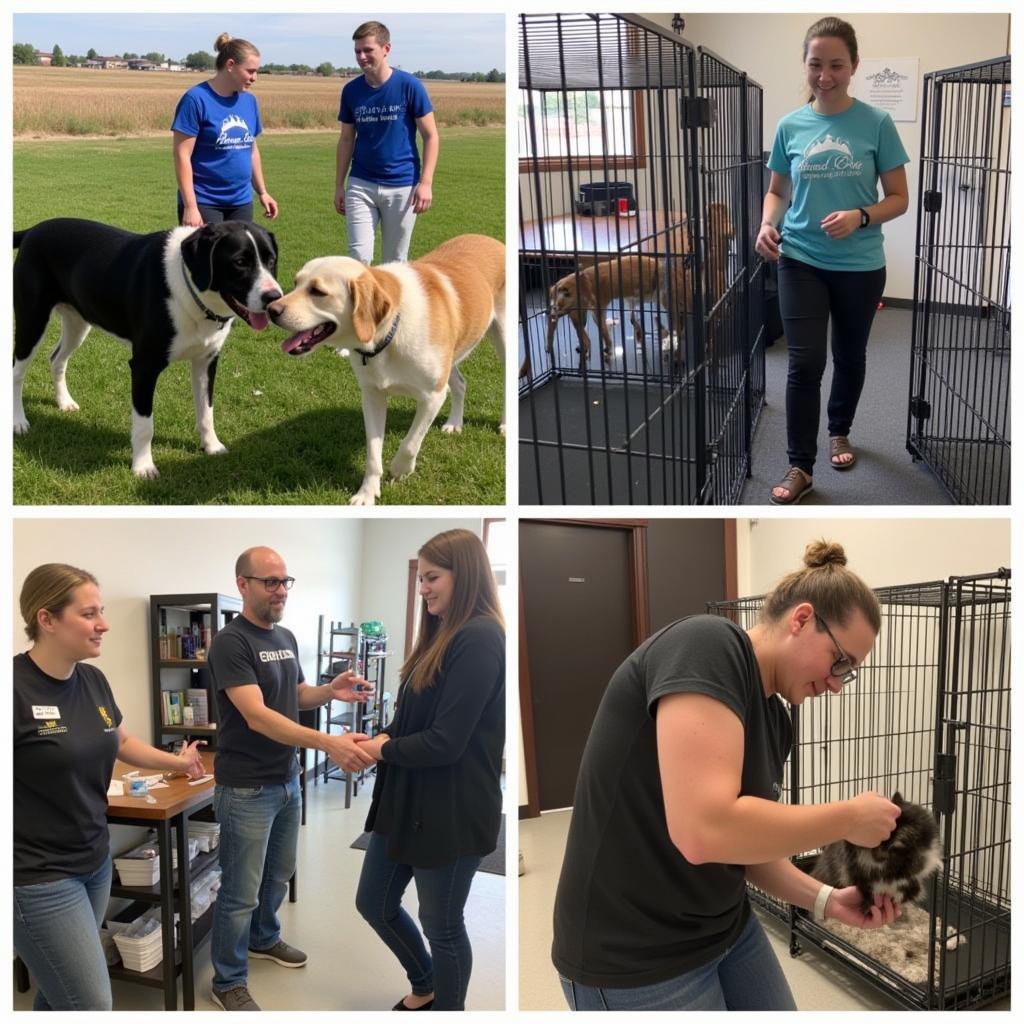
[{"x1": 262, "y1": 288, "x2": 283, "y2": 307}]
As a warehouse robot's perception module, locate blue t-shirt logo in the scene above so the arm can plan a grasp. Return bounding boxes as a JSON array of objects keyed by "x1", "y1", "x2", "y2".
[{"x1": 216, "y1": 114, "x2": 256, "y2": 148}]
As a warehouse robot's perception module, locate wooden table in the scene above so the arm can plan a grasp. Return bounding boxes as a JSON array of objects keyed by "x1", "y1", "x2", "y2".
[
  {"x1": 105, "y1": 751, "x2": 217, "y2": 1011},
  {"x1": 520, "y1": 209, "x2": 690, "y2": 259}
]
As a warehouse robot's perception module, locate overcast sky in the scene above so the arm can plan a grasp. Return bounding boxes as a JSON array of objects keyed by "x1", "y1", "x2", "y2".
[{"x1": 14, "y1": 14, "x2": 505, "y2": 72}]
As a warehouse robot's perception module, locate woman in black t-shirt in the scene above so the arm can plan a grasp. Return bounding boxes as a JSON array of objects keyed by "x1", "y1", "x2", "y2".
[
  {"x1": 354, "y1": 529, "x2": 505, "y2": 1011},
  {"x1": 553, "y1": 541, "x2": 903, "y2": 1011},
  {"x1": 14, "y1": 564, "x2": 206, "y2": 1011}
]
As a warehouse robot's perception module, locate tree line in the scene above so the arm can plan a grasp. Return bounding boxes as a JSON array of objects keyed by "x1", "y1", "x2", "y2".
[{"x1": 13, "y1": 42, "x2": 504, "y2": 81}]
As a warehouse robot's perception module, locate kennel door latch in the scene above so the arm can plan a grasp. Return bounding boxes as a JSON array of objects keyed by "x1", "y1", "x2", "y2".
[
  {"x1": 680, "y1": 96, "x2": 712, "y2": 129},
  {"x1": 910, "y1": 396, "x2": 931, "y2": 421},
  {"x1": 933, "y1": 746, "x2": 962, "y2": 816},
  {"x1": 923, "y1": 190, "x2": 943, "y2": 213}
]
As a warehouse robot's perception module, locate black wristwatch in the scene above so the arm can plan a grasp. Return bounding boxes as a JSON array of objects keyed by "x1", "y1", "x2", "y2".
[{"x1": 858, "y1": 207, "x2": 871, "y2": 229}]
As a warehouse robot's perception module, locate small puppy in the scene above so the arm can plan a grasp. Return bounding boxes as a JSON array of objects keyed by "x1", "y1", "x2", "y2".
[{"x1": 268, "y1": 234, "x2": 505, "y2": 506}]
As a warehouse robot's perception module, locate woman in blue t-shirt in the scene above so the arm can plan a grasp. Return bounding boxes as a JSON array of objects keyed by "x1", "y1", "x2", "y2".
[
  {"x1": 13, "y1": 564, "x2": 206, "y2": 1010},
  {"x1": 755, "y1": 18, "x2": 909, "y2": 505},
  {"x1": 172, "y1": 34, "x2": 278, "y2": 227}
]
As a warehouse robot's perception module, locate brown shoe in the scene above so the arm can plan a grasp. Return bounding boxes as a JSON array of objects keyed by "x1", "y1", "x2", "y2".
[
  {"x1": 829, "y1": 435, "x2": 857, "y2": 470},
  {"x1": 769, "y1": 466, "x2": 813, "y2": 505}
]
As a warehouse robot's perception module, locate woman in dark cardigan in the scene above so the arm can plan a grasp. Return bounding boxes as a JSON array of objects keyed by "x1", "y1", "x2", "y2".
[{"x1": 355, "y1": 528, "x2": 505, "y2": 1012}]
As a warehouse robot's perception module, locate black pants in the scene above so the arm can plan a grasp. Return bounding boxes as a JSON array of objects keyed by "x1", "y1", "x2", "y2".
[
  {"x1": 177, "y1": 201, "x2": 254, "y2": 225},
  {"x1": 778, "y1": 255, "x2": 886, "y2": 474}
]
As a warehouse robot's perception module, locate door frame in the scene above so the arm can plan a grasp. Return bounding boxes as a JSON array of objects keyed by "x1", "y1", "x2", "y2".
[{"x1": 518, "y1": 519, "x2": 649, "y2": 818}]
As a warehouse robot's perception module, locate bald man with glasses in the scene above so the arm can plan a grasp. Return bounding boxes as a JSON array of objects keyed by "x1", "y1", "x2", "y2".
[{"x1": 207, "y1": 546, "x2": 375, "y2": 1011}]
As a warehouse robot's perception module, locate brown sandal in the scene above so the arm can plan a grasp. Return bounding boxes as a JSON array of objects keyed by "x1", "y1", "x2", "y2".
[
  {"x1": 769, "y1": 466, "x2": 814, "y2": 505},
  {"x1": 830, "y1": 435, "x2": 857, "y2": 470}
]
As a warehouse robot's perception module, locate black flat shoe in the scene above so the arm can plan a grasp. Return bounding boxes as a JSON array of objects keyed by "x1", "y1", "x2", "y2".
[{"x1": 392, "y1": 996, "x2": 434, "y2": 1011}]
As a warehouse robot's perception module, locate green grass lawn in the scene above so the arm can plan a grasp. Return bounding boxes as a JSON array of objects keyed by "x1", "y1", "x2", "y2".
[{"x1": 13, "y1": 128, "x2": 505, "y2": 505}]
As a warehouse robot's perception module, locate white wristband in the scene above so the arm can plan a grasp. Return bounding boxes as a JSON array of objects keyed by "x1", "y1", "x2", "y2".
[{"x1": 813, "y1": 883, "x2": 834, "y2": 922}]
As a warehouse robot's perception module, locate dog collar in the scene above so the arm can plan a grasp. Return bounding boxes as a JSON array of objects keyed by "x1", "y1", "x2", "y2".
[
  {"x1": 181, "y1": 261, "x2": 233, "y2": 324},
  {"x1": 359, "y1": 313, "x2": 402, "y2": 365}
]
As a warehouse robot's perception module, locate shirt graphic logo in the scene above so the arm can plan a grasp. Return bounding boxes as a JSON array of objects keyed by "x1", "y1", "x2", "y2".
[
  {"x1": 798, "y1": 132, "x2": 863, "y2": 179},
  {"x1": 258, "y1": 649, "x2": 296, "y2": 663},
  {"x1": 38, "y1": 720, "x2": 69, "y2": 736},
  {"x1": 98, "y1": 705, "x2": 114, "y2": 728},
  {"x1": 216, "y1": 113, "x2": 255, "y2": 148}
]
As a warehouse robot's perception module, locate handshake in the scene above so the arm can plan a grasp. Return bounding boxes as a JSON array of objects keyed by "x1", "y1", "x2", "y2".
[
  {"x1": 322, "y1": 667, "x2": 387, "y2": 771},
  {"x1": 322, "y1": 731, "x2": 389, "y2": 772}
]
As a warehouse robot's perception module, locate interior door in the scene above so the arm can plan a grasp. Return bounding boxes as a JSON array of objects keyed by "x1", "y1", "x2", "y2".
[{"x1": 520, "y1": 521, "x2": 636, "y2": 811}]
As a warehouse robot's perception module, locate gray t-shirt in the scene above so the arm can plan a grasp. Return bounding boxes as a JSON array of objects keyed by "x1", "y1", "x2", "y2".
[
  {"x1": 208, "y1": 615, "x2": 304, "y2": 786},
  {"x1": 552, "y1": 615, "x2": 792, "y2": 988}
]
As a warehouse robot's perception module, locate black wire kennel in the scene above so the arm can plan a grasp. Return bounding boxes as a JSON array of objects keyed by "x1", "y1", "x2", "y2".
[
  {"x1": 709, "y1": 569, "x2": 1011, "y2": 1010},
  {"x1": 907, "y1": 57, "x2": 1011, "y2": 505},
  {"x1": 518, "y1": 13, "x2": 766, "y2": 504}
]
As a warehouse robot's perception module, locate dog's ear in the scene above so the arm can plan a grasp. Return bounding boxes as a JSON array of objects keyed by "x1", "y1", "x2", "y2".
[
  {"x1": 892, "y1": 791, "x2": 904, "y2": 806},
  {"x1": 181, "y1": 224, "x2": 223, "y2": 292},
  {"x1": 348, "y1": 272, "x2": 394, "y2": 346}
]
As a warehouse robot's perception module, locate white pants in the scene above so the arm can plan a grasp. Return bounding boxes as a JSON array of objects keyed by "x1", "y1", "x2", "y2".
[{"x1": 345, "y1": 176, "x2": 418, "y2": 264}]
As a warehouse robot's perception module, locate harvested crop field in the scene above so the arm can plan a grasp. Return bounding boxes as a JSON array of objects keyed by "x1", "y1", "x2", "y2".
[{"x1": 14, "y1": 66, "x2": 504, "y2": 136}]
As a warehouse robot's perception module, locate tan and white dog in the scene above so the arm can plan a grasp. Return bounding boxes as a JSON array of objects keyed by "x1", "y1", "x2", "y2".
[{"x1": 268, "y1": 234, "x2": 505, "y2": 506}]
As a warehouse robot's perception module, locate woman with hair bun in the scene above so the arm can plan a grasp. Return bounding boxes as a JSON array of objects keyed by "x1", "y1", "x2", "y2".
[
  {"x1": 171, "y1": 33, "x2": 278, "y2": 226},
  {"x1": 552, "y1": 541, "x2": 902, "y2": 1010},
  {"x1": 354, "y1": 529, "x2": 505, "y2": 1011},
  {"x1": 756, "y1": 17, "x2": 910, "y2": 504},
  {"x1": 14, "y1": 564, "x2": 205, "y2": 1011}
]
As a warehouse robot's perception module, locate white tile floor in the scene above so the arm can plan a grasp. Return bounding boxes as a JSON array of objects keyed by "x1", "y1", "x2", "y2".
[
  {"x1": 519, "y1": 810, "x2": 1009, "y2": 1012},
  {"x1": 15, "y1": 776, "x2": 506, "y2": 1011}
]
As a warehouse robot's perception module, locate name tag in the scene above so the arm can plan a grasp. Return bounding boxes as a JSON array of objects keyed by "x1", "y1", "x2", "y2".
[{"x1": 32, "y1": 705, "x2": 60, "y2": 720}]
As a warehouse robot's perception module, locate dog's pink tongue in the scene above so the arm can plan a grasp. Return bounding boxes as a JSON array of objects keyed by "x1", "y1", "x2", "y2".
[
  {"x1": 281, "y1": 331, "x2": 314, "y2": 355},
  {"x1": 248, "y1": 311, "x2": 269, "y2": 332}
]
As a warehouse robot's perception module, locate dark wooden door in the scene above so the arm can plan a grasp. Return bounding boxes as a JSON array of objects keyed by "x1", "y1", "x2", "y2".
[{"x1": 520, "y1": 521, "x2": 636, "y2": 811}]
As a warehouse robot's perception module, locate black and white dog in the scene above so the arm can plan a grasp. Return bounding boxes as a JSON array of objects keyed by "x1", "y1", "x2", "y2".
[{"x1": 13, "y1": 217, "x2": 282, "y2": 478}]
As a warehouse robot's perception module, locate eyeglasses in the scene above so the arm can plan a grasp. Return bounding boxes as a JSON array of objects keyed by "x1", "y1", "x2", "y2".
[
  {"x1": 242, "y1": 576, "x2": 295, "y2": 592},
  {"x1": 814, "y1": 613, "x2": 858, "y2": 685}
]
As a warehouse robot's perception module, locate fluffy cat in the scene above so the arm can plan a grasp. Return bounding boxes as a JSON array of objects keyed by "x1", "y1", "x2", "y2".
[{"x1": 811, "y1": 792, "x2": 943, "y2": 914}]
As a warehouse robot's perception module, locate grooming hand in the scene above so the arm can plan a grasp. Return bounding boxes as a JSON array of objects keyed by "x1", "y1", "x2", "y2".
[
  {"x1": 755, "y1": 222, "x2": 781, "y2": 261},
  {"x1": 177, "y1": 739, "x2": 207, "y2": 779},
  {"x1": 844, "y1": 791, "x2": 900, "y2": 847},
  {"x1": 355, "y1": 733, "x2": 390, "y2": 761},
  {"x1": 820, "y1": 209, "x2": 860, "y2": 240},
  {"x1": 323, "y1": 732, "x2": 376, "y2": 772}
]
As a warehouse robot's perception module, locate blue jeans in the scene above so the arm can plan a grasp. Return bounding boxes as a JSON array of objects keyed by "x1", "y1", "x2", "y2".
[
  {"x1": 558, "y1": 911, "x2": 797, "y2": 1011},
  {"x1": 13, "y1": 857, "x2": 113, "y2": 1011},
  {"x1": 177, "y1": 200, "x2": 255, "y2": 225},
  {"x1": 211, "y1": 778, "x2": 301, "y2": 991},
  {"x1": 355, "y1": 831, "x2": 482, "y2": 1011},
  {"x1": 778, "y1": 256, "x2": 887, "y2": 474}
]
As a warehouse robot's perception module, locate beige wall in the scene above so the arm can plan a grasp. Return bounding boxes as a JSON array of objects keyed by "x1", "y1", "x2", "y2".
[{"x1": 738, "y1": 516, "x2": 1010, "y2": 595}]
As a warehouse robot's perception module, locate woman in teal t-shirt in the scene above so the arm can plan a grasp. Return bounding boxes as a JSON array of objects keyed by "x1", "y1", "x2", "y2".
[{"x1": 755, "y1": 17, "x2": 909, "y2": 505}]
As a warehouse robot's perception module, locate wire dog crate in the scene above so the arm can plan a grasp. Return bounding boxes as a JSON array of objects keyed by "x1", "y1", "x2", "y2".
[
  {"x1": 709, "y1": 569, "x2": 1010, "y2": 1010},
  {"x1": 907, "y1": 57, "x2": 1011, "y2": 505},
  {"x1": 518, "y1": 14, "x2": 766, "y2": 504}
]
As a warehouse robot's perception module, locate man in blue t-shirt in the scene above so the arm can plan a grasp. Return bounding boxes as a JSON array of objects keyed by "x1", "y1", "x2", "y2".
[{"x1": 334, "y1": 21, "x2": 439, "y2": 263}]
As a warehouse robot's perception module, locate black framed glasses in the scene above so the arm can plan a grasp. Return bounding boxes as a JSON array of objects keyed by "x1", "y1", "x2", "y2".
[
  {"x1": 814, "y1": 613, "x2": 858, "y2": 685},
  {"x1": 242, "y1": 575, "x2": 295, "y2": 592}
]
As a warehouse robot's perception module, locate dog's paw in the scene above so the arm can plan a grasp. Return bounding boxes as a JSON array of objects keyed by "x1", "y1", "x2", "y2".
[
  {"x1": 349, "y1": 488, "x2": 378, "y2": 507},
  {"x1": 132, "y1": 462, "x2": 160, "y2": 480},
  {"x1": 389, "y1": 451, "x2": 416, "y2": 479},
  {"x1": 499, "y1": 423, "x2": 506, "y2": 436},
  {"x1": 57, "y1": 398, "x2": 80, "y2": 413},
  {"x1": 203, "y1": 441, "x2": 229, "y2": 456},
  {"x1": 440, "y1": 422, "x2": 463, "y2": 434},
  {"x1": 13, "y1": 417, "x2": 30, "y2": 435}
]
